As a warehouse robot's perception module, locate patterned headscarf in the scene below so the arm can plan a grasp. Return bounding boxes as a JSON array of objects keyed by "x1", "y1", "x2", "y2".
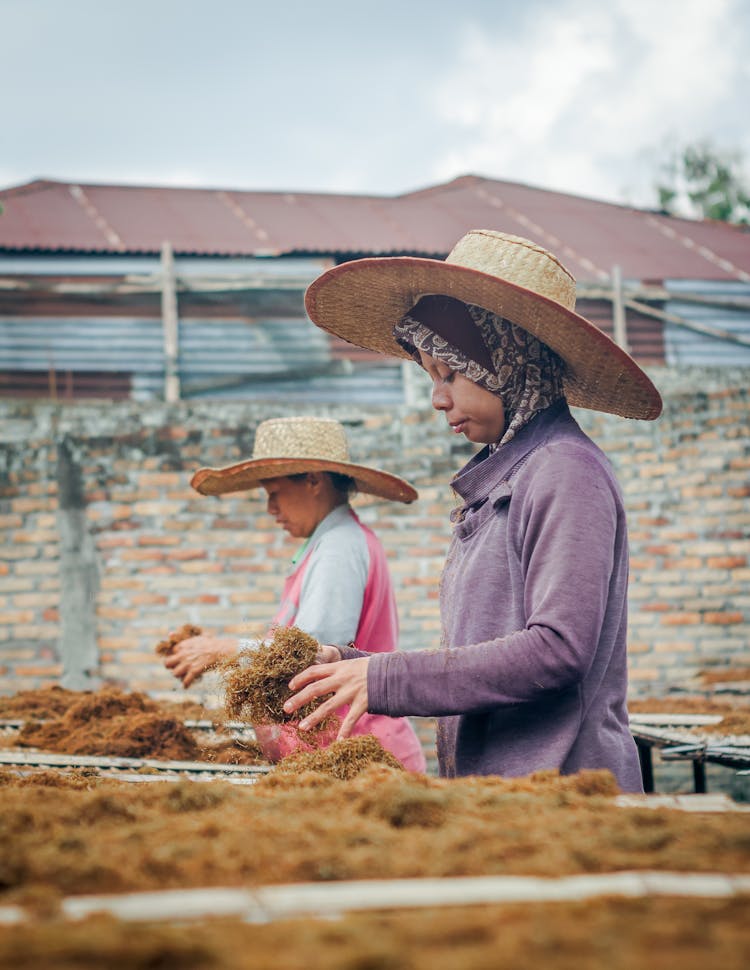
[{"x1": 394, "y1": 295, "x2": 567, "y2": 447}]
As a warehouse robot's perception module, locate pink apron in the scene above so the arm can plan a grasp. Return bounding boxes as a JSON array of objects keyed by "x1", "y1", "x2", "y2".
[{"x1": 255, "y1": 511, "x2": 426, "y2": 772}]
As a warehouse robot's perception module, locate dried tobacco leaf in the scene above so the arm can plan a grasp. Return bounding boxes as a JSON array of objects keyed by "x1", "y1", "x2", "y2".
[
  {"x1": 218, "y1": 626, "x2": 339, "y2": 749},
  {"x1": 155, "y1": 624, "x2": 202, "y2": 657},
  {"x1": 273, "y1": 734, "x2": 405, "y2": 781}
]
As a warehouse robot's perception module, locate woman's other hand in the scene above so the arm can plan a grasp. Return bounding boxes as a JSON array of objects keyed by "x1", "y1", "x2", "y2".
[
  {"x1": 315, "y1": 644, "x2": 342, "y2": 664},
  {"x1": 284, "y1": 657, "x2": 369, "y2": 739},
  {"x1": 163, "y1": 635, "x2": 237, "y2": 688}
]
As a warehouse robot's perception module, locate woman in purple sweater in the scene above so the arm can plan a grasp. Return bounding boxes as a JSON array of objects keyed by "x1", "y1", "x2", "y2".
[{"x1": 285, "y1": 230, "x2": 662, "y2": 792}]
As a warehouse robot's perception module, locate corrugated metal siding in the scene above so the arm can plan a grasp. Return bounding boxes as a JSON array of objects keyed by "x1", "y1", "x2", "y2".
[
  {"x1": 0, "y1": 314, "x2": 405, "y2": 404},
  {"x1": 576, "y1": 299, "x2": 665, "y2": 364},
  {"x1": 0, "y1": 315, "x2": 328, "y2": 373},
  {"x1": 0, "y1": 370, "x2": 131, "y2": 399},
  {"x1": 663, "y1": 281, "x2": 750, "y2": 366},
  {"x1": 179, "y1": 363, "x2": 404, "y2": 405},
  {"x1": 0, "y1": 254, "x2": 330, "y2": 278},
  {"x1": 1, "y1": 317, "x2": 165, "y2": 371}
]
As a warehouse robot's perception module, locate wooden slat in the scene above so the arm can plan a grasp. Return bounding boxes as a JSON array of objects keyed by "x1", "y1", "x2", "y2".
[
  {"x1": 0, "y1": 750, "x2": 270, "y2": 775},
  {"x1": 44, "y1": 871, "x2": 750, "y2": 924}
]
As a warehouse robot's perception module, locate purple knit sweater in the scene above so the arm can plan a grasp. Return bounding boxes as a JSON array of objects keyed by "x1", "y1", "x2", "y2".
[{"x1": 357, "y1": 401, "x2": 643, "y2": 793}]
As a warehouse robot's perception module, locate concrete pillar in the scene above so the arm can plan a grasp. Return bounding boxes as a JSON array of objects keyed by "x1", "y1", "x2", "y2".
[{"x1": 56, "y1": 436, "x2": 101, "y2": 690}]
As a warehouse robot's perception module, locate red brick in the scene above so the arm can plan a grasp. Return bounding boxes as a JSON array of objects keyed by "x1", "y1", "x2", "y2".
[
  {"x1": 179, "y1": 562, "x2": 223, "y2": 573},
  {"x1": 100, "y1": 577, "x2": 145, "y2": 590},
  {"x1": 0, "y1": 610, "x2": 35, "y2": 625},
  {"x1": 660, "y1": 613, "x2": 701, "y2": 626},
  {"x1": 627, "y1": 669, "x2": 659, "y2": 681},
  {"x1": 11, "y1": 498, "x2": 52, "y2": 513},
  {"x1": 13, "y1": 592, "x2": 59, "y2": 608},
  {"x1": 663, "y1": 558, "x2": 703, "y2": 570},
  {"x1": 644, "y1": 544, "x2": 680, "y2": 556},
  {"x1": 627, "y1": 642, "x2": 650, "y2": 654},
  {"x1": 229, "y1": 591, "x2": 276, "y2": 605},
  {"x1": 706, "y1": 556, "x2": 746, "y2": 569},
  {"x1": 13, "y1": 665, "x2": 63, "y2": 677},
  {"x1": 97, "y1": 535, "x2": 136, "y2": 548},
  {"x1": 98, "y1": 607, "x2": 137, "y2": 620},
  {"x1": 120, "y1": 549, "x2": 167, "y2": 561},
  {"x1": 704, "y1": 612, "x2": 744, "y2": 625}
]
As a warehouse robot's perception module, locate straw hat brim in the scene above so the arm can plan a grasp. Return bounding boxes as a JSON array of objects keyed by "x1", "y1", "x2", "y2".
[
  {"x1": 305, "y1": 256, "x2": 662, "y2": 420},
  {"x1": 191, "y1": 457, "x2": 418, "y2": 504}
]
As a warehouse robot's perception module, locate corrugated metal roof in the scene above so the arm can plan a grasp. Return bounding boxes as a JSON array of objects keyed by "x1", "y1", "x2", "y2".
[{"x1": 2, "y1": 175, "x2": 749, "y2": 283}]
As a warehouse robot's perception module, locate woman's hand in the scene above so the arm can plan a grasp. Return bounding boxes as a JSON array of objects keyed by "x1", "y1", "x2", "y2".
[
  {"x1": 284, "y1": 656, "x2": 370, "y2": 739},
  {"x1": 163, "y1": 635, "x2": 237, "y2": 688},
  {"x1": 315, "y1": 644, "x2": 342, "y2": 664}
]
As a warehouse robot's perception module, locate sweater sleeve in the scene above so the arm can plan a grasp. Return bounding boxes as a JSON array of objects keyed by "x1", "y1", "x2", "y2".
[
  {"x1": 368, "y1": 445, "x2": 621, "y2": 717},
  {"x1": 294, "y1": 526, "x2": 369, "y2": 647}
]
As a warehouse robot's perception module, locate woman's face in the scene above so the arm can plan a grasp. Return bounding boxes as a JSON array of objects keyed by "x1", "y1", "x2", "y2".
[
  {"x1": 418, "y1": 349, "x2": 505, "y2": 444},
  {"x1": 261, "y1": 475, "x2": 320, "y2": 538}
]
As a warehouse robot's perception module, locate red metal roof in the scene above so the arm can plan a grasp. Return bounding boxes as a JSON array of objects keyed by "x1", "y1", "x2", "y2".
[{"x1": 1, "y1": 175, "x2": 749, "y2": 283}]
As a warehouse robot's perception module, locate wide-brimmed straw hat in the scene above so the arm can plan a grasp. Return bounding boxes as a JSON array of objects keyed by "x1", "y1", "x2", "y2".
[
  {"x1": 190, "y1": 416, "x2": 417, "y2": 503},
  {"x1": 304, "y1": 230, "x2": 662, "y2": 420}
]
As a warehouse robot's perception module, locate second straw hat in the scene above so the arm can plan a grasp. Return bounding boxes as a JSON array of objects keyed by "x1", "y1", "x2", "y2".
[{"x1": 190, "y1": 416, "x2": 417, "y2": 503}]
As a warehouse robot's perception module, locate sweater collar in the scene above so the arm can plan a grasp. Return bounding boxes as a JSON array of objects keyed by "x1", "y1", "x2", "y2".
[{"x1": 451, "y1": 400, "x2": 572, "y2": 505}]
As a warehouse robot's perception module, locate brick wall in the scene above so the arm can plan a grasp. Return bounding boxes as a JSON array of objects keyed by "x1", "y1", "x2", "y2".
[{"x1": 1, "y1": 366, "x2": 748, "y2": 705}]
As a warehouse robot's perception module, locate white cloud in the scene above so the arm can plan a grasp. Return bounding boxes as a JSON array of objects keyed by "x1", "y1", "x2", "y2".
[{"x1": 431, "y1": 0, "x2": 750, "y2": 204}]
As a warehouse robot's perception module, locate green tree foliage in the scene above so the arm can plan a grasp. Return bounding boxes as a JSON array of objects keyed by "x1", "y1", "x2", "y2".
[{"x1": 656, "y1": 142, "x2": 750, "y2": 225}]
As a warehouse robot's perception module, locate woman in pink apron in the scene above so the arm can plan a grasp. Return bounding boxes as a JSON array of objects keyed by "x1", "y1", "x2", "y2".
[{"x1": 162, "y1": 416, "x2": 425, "y2": 773}]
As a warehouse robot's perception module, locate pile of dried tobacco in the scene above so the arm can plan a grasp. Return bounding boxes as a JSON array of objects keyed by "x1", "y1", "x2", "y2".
[
  {"x1": 0, "y1": 686, "x2": 79, "y2": 720},
  {"x1": 2, "y1": 764, "x2": 748, "y2": 906},
  {"x1": 1, "y1": 687, "x2": 267, "y2": 765},
  {"x1": 14, "y1": 688, "x2": 202, "y2": 761},
  {"x1": 219, "y1": 625, "x2": 329, "y2": 729},
  {"x1": 273, "y1": 734, "x2": 405, "y2": 781}
]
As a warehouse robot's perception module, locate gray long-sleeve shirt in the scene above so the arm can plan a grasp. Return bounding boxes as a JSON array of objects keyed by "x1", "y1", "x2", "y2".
[{"x1": 357, "y1": 401, "x2": 643, "y2": 792}]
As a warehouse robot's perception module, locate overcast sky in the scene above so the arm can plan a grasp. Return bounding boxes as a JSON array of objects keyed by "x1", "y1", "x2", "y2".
[{"x1": 2, "y1": 0, "x2": 749, "y2": 209}]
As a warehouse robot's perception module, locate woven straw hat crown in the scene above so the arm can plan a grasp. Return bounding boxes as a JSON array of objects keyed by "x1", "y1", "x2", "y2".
[
  {"x1": 446, "y1": 231, "x2": 576, "y2": 310},
  {"x1": 253, "y1": 416, "x2": 349, "y2": 462}
]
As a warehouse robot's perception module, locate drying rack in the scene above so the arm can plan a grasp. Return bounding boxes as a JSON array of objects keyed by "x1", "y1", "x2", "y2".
[{"x1": 629, "y1": 712, "x2": 750, "y2": 793}]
